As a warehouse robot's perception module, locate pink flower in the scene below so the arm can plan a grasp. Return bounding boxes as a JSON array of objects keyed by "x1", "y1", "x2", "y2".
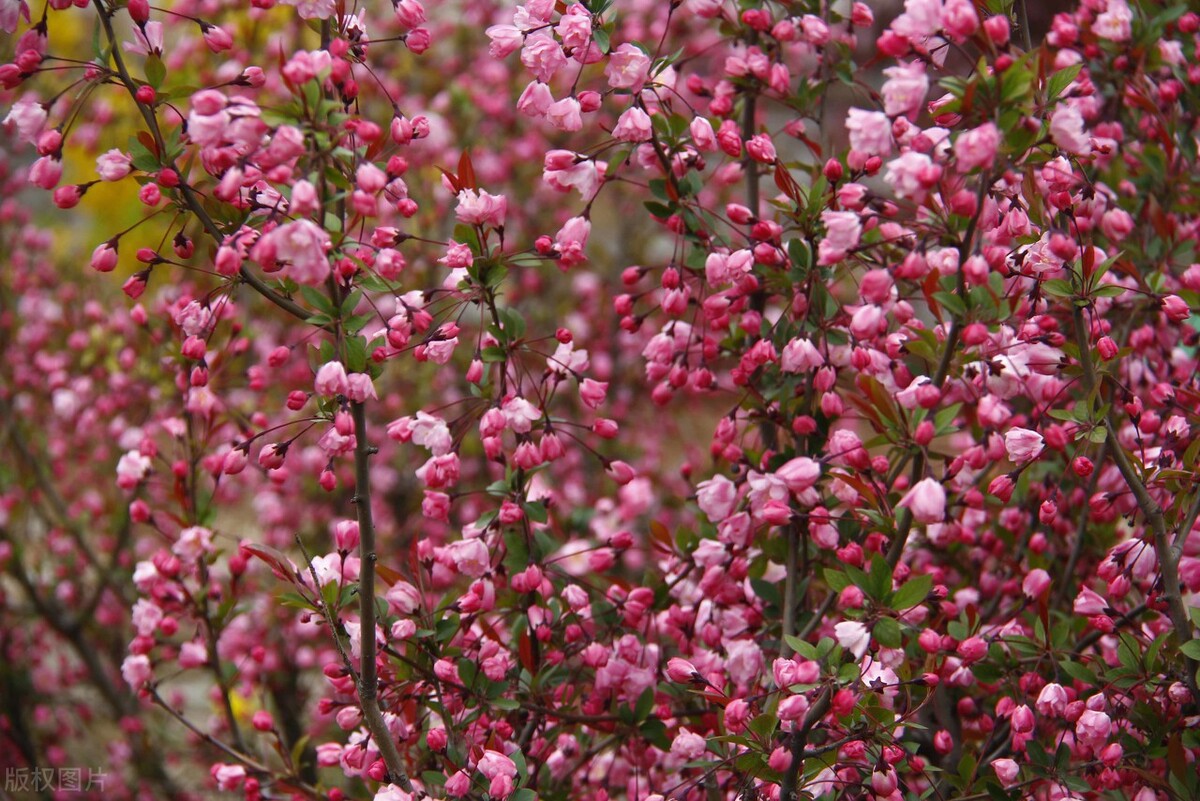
[
  {"x1": 96, "y1": 149, "x2": 132, "y2": 181},
  {"x1": 1073, "y1": 587, "x2": 1108, "y2": 616},
  {"x1": 835, "y1": 620, "x2": 871, "y2": 658},
  {"x1": 881, "y1": 61, "x2": 928, "y2": 118},
  {"x1": 884, "y1": 151, "x2": 935, "y2": 199},
  {"x1": 613, "y1": 107, "x2": 652, "y2": 142},
  {"x1": 1004, "y1": 427, "x2": 1044, "y2": 463},
  {"x1": 314, "y1": 361, "x2": 348, "y2": 397},
  {"x1": 374, "y1": 784, "x2": 413, "y2": 801},
  {"x1": 845, "y1": 108, "x2": 892, "y2": 156},
  {"x1": 780, "y1": 337, "x2": 823, "y2": 372},
  {"x1": 777, "y1": 694, "x2": 811, "y2": 721},
  {"x1": 1076, "y1": 709, "x2": 1112, "y2": 745},
  {"x1": 211, "y1": 764, "x2": 246, "y2": 791},
  {"x1": 1050, "y1": 105, "x2": 1090, "y2": 154},
  {"x1": 957, "y1": 636, "x2": 988, "y2": 663},
  {"x1": 455, "y1": 189, "x2": 507, "y2": 227},
  {"x1": 818, "y1": 210, "x2": 862, "y2": 265},
  {"x1": 268, "y1": 219, "x2": 331, "y2": 285},
  {"x1": 690, "y1": 117, "x2": 716, "y2": 151},
  {"x1": 4, "y1": 96, "x2": 47, "y2": 143},
  {"x1": 116, "y1": 450, "x2": 152, "y2": 489},
  {"x1": 666, "y1": 657, "x2": 700, "y2": 683},
  {"x1": 579, "y1": 378, "x2": 607, "y2": 408},
  {"x1": 282, "y1": 49, "x2": 333, "y2": 84},
  {"x1": 776, "y1": 457, "x2": 821, "y2": 494},
  {"x1": 554, "y1": 216, "x2": 591, "y2": 267},
  {"x1": 121, "y1": 654, "x2": 152, "y2": 688},
  {"x1": 1022, "y1": 568, "x2": 1051, "y2": 598},
  {"x1": 521, "y1": 33, "x2": 567, "y2": 82},
  {"x1": 546, "y1": 97, "x2": 583, "y2": 132},
  {"x1": 746, "y1": 134, "x2": 777, "y2": 163},
  {"x1": 281, "y1": 0, "x2": 335, "y2": 19},
  {"x1": 173, "y1": 526, "x2": 213, "y2": 561},
  {"x1": 941, "y1": 0, "x2": 979, "y2": 40},
  {"x1": 992, "y1": 758, "x2": 1019, "y2": 787},
  {"x1": 897, "y1": 478, "x2": 946, "y2": 524},
  {"x1": 486, "y1": 24, "x2": 523, "y2": 58},
  {"x1": 477, "y1": 750, "x2": 517, "y2": 779},
  {"x1": 445, "y1": 770, "x2": 471, "y2": 797},
  {"x1": 954, "y1": 122, "x2": 998, "y2": 171},
  {"x1": 670, "y1": 728, "x2": 708, "y2": 761},
  {"x1": 1036, "y1": 683, "x2": 1069, "y2": 717},
  {"x1": 447, "y1": 537, "x2": 490, "y2": 577},
  {"x1": 606, "y1": 43, "x2": 652, "y2": 91},
  {"x1": 1093, "y1": 0, "x2": 1132, "y2": 41},
  {"x1": 1161, "y1": 294, "x2": 1191, "y2": 323},
  {"x1": 696, "y1": 475, "x2": 738, "y2": 522}
]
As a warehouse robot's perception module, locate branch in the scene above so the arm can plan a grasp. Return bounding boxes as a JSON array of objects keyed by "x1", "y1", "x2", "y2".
[
  {"x1": 91, "y1": 0, "x2": 313, "y2": 325},
  {"x1": 350, "y1": 400, "x2": 414, "y2": 791},
  {"x1": 1071, "y1": 304, "x2": 1199, "y2": 705}
]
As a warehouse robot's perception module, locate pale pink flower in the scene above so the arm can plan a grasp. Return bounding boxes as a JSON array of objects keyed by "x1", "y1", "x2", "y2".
[
  {"x1": 992, "y1": 758, "x2": 1019, "y2": 787},
  {"x1": 486, "y1": 24, "x2": 523, "y2": 58},
  {"x1": 780, "y1": 337, "x2": 823, "y2": 372},
  {"x1": 881, "y1": 62, "x2": 929, "y2": 118},
  {"x1": 121, "y1": 654, "x2": 152, "y2": 688},
  {"x1": 884, "y1": 151, "x2": 935, "y2": 199},
  {"x1": 670, "y1": 728, "x2": 708, "y2": 761},
  {"x1": 4, "y1": 96, "x2": 47, "y2": 143},
  {"x1": 1036, "y1": 683, "x2": 1069, "y2": 717},
  {"x1": 447, "y1": 538, "x2": 490, "y2": 577},
  {"x1": 1004, "y1": 427, "x2": 1044, "y2": 462},
  {"x1": 835, "y1": 620, "x2": 871, "y2": 658},
  {"x1": 96, "y1": 149, "x2": 133, "y2": 181},
  {"x1": 1076, "y1": 709, "x2": 1112, "y2": 745},
  {"x1": 269, "y1": 219, "x2": 331, "y2": 285},
  {"x1": 455, "y1": 189, "x2": 507, "y2": 227},
  {"x1": 897, "y1": 477, "x2": 946, "y2": 524},
  {"x1": 954, "y1": 122, "x2": 999, "y2": 171},
  {"x1": 521, "y1": 33, "x2": 567, "y2": 82},
  {"x1": 477, "y1": 750, "x2": 517, "y2": 779},
  {"x1": 818, "y1": 210, "x2": 862, "y2": 265},
  {"x1": 606, "y1": 43, "x2": 652, "y2": 91},
  {"x1": 696, "y1": 474, "x2": 738, "y2": 522},
  {"x1": 613, "y1": 107, "x2": 653, "y2": 142},
  {"x1": 314, "y1": 361, "x2": 349, "y2": 397},
  {"x1": 1093, "y1": 0, "x2": 1132, "y2": 41},
  {"x1": 281, "y1": 0, "x2": 335, "y2": 19},
  {"x1": 546, "y1": 97, "x2": 583, "y2": 132},
  {"x1": 845, "y1": 108, "x2": 893, "y2": 155},
  {"x1": 554, "y1": 216, "x2": 591, "y2": 267},
  {"x1": 1050, "y1": 105, "x2": 1090, "y2": 154}
]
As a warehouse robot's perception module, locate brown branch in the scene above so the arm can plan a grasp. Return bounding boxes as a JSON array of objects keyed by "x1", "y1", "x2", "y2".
[{"x1": 351, "y1": 400, "x2": 413, "y2": 791}]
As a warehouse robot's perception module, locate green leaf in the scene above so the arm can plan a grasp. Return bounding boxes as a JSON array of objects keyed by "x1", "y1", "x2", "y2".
[
  {"x1": 1180, "y1": 640, "x2": 1200, "y2": 661},
  {"x1": 145, "y1": 55, "x2": 166, "y2": 89},
  {"x1": 866, "y1": 555, "x2": 892, "y2": 601},
  {"x1": 824, "y1": 568, "x2": 851, "y2": 592},
  {"x1": 1058, "y1": 659, "x2": 1098, "y2": 686},
  {"x1": 1042, "y1": 279, "x2": 1075, "y2": 298},
  {"x1": 873, "y1": 617, "x2": 902, "y2": 649},
  {"x1": 890, "y1": 573, "x2": 933, "y2": 610},
  {"x1": 1045, "y1": 63, "x2": 1082, "y2": 101},
  {"x1": 592, "y1": 27, "x2": 610, "y2": 54}
]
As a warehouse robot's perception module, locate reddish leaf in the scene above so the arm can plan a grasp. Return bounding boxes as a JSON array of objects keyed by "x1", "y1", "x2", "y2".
[
  {"x1": 518, "y1": 630, "x2": 535, "y2": 672},
  {"x1": 376, "y1": 563, "x2": 403, "y2": 587},
  {"x1": 137, "y1": 130, "x2": 158, "y2": 158},
  {"x1": 242, "y1": 542, "x2": 300, "y2": 584},
  {"x1": 437, "y1": 166, "x2": 462, "y2": 195},
  {"x1": 458, "y1": 149, "x2": 477, "y2": 192}
]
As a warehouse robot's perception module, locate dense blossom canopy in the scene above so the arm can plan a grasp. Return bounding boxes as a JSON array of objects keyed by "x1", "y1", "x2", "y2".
[{"x1": 2, "y1": 0, "x2": 1200, "y2": 799}]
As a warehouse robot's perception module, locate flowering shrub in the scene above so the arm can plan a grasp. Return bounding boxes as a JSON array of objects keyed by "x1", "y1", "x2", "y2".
[{"x1": 2, "y1": 0, "x2": 1200, "y2": 799}]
